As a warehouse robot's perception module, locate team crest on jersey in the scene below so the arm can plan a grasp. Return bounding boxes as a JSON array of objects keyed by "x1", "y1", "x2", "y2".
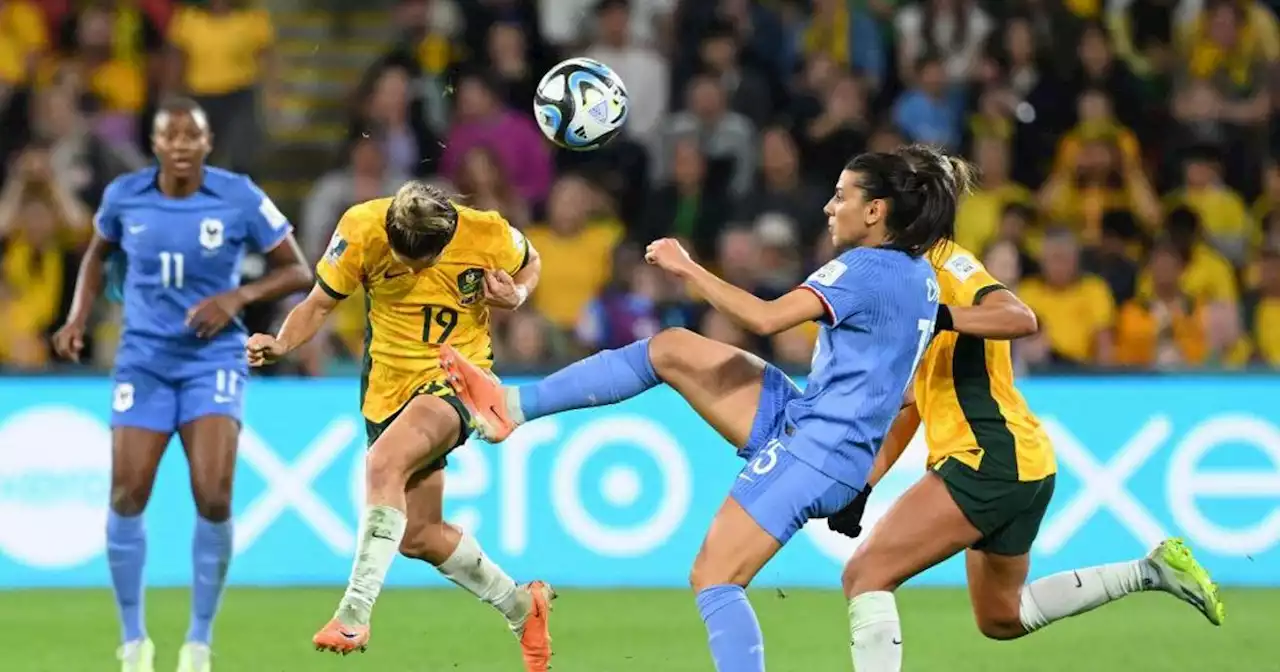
[
  {"x1": 457, "y1": 267, "x2": 484, "y2": 305},
  {"x1": 199, "y1": 218, "x2": 224, "y2": 251}
]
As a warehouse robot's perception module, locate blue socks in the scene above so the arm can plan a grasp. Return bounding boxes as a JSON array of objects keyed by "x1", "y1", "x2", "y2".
[
  {"x1": 518, "y1": 337, "x2": 660, "y2": 421},
  {"x1": 107, "y1": 510, "x2": 147, "y2": 643},
  {"x1": 187, "y1": 517, "x2": 233, "y2": 644},
  {"x1": 106, "y1": 512, "x2": 234, "y2": 645},
  {"x1": 696, "y1": 585, "x2": 766, "y2": 672}
]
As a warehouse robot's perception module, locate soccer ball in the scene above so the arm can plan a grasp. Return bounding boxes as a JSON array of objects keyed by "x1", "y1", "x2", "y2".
[{"x1": 533, "y1": 57, "x2": 629, "y2": 151}]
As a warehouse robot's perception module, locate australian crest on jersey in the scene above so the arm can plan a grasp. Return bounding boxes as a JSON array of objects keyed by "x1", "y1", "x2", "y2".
[{"x1": 456, "y1": 267, "x2": 485, "y2": 306}]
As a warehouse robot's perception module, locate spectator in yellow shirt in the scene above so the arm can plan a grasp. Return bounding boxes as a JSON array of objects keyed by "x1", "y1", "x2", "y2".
[
  {"x1": 954, "y1": 137, "x2": 1034, "y2": 254},
  {"x1": 167, "y1": 0, "x2": 276, "y2": 173},
  {"x1": 0, "y1": 146, "x2": 91, "y2": 368},
  {"x1": 525, "y1": 176, "x2": 624, "y2": 331},
  {"x1": 1163, "y1": 147, "x2": 1254, "y2": 264},
  {"x1": 1020, "y1": 228, "x2": 1117, "y2": 367},
  {"x1": 1137, "y1": 206, "x2": 1240, "y2": 304},
  {"x1": 1050, "y1": 88, "x2": 1143, "y2": 180},
  {"x1": 1115, "y1": 240, "x2": 1211, "y2": 368},
  {"x1": 1039, "y1": 131, "x2": 1161, "y2": 245},
  {"x1": 1245, "y1": 248, "x2": 1280, "y2": 366},
  {"x1": 0, "y1": 0, "x2": 48, "y2": 88},
  {"x1": 1178, "y1": 0, "x2": 1280, "y2": 63}
]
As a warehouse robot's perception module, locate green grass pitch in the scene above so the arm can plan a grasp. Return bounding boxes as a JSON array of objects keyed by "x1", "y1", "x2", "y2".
[{"x1": 2, "y1": 587, "x2": 1275, "y2": 671}]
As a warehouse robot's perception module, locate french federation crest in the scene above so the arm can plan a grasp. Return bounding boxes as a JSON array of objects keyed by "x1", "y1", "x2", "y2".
[
  {"x1": 199, "y1": 218, "x2": 224, "y2": 250},
  {"x1": 457, "y1": 267, "x2": 484, "y2": 306}
]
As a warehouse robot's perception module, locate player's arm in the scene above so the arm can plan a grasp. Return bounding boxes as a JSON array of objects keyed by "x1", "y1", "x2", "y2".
[
  {"x1": 485, "y1": 221, "x2": 541, "y2": 310},
  {"x1": 53, "y1": 231, "x2": 117, "y2": 358},
  {"x1": 250, "y1": 205, "x2": 365, "y2": 365},
  {"x1": 940, "y1": 287, "x2": 1039, "y2": 340},
  {"x1": 936, "y1": 252, "x2": 1038, "y2": 340},
  {"x1": 52, "y1": 181, "x2": 126, "y2": 361},
  {"x1": 188, "y1": 184, "x2": 312, "y2": 337},
  {"x1": 248, "y1": 284, "x2": 341, "y2": 366},
  {"x1": 868, "y1": 401, "x2": 921, "y2": 488},
  {"x1": 234, "y1": 234, "x2": 312, "y2": 305},
  {"x1": 236, "y1": 183, "x2": 313, "y2": 303},
  {"x1": 646, "y1": 238, "x2": 823, "y2": 335},
  {"x1": 511, "y1": 241, "x2": 541, "y2": 299},
  {"x1": 485, "y1": 239, "x2": 542, "y2": 310}
]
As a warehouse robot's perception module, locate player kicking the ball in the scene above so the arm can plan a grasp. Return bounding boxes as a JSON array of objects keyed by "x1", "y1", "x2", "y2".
[
  {"x1": 825, "y1": 147, "x2": 1224, "y2": 672},
  {"x1": 244, "y1": 182, "x2": 555, "y2": 671},
  {"x1": 444, "y1": 146, "x2": 968, "y2": 672}
]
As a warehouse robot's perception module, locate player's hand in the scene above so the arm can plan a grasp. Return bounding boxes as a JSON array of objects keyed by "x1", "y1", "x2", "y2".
[
  {"x1": 51, "y1": 321, "x2": 87, "y2": 362},
  {"x1": 827, "y1": 484, "x2": 872, "y2": 539},
  {"x1": 246, "y1": 333, "x2": 287, "y2": 367},
  {"x1": 644, "y1": 238, "x2": 696, "y2": 278},
  {"x1": 483, "y1": 269, "x2": 526, "y2": 310},
  {"x1": 186, "y1": 291, "x2": 245, "y2": 338}
]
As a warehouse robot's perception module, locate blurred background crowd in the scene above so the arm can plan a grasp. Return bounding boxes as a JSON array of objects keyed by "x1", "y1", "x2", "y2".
[{"x1": 2, "y1": 0, "x2": 1279, "y2": 376}]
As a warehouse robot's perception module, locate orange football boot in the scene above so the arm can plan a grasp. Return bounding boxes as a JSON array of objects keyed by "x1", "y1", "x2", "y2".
[
  {"x1": 312, "y1": 618, "x2": 369, "y2": 655},
  {"x1": 517, "y1": 581, "x2": 557, "y2": 672},
  {"x1": 440, "y1": 344, "x2": 518, "y2": 441}
]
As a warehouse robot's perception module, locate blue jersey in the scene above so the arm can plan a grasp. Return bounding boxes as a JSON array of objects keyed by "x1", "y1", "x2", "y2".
[
  {"x1": 786, "y1": 246, "x2": 940, "y2": 487},
  {"x1": 95, "y1": 166, "x2": 292, "y2": 376}
]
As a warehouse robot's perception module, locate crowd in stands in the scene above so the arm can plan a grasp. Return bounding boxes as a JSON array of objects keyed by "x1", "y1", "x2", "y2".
[{"x1": 2, "y1": 0, "x2": 1279, "y2": 375}]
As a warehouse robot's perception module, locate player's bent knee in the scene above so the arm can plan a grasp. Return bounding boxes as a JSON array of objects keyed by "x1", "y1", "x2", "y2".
[
  {"x1": 365, "y1": 444, "x2": 416, "y2": 489},
  {"x1": 841, "y1": 559, "x2": 862, "y2": 595},
  {"x1": 688, "y1": 550, "x2": 752, "y2": 591},
  {"x1": 109, "y1": 483, "x2": 150, "y2": 517},
  {"x1": 194, "y1": 496, "x2": 232, "y2": 523},
  {"x1": 842, "y1": 550, "x2": 900, "y2": 596},
  {"x1": 975, "y1": 614, "x2": 1026, "y2": 641},
  {"x1": 648, "y1": 328, "x2": 699, "y2": 378}
]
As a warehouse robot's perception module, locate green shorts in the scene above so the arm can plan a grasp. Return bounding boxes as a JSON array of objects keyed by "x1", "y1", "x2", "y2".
[
  {"x1": 363, "y1": 380, "x2": 473, "y2": 475},
  {"x1": 934, "y1": 457, "x2": 1055, "y2": 556}
]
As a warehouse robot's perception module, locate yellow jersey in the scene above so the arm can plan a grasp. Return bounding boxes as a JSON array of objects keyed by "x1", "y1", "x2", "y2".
[
  {"x1": 167, "y1": 6, "x2": 274, "y2": 95},
  {"x1": 1019, "y1": 274, "x2": 1116, "y2": 364},
  {"x1": 917, "y1": 245, "x2": 1056, "y2": 482},
  {"x1": 316, "y1": 199, "x2": 530, "y2": 422}
]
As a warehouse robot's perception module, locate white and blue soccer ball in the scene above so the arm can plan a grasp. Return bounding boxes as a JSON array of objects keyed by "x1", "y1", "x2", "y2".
[{"x1": 533, "y1": 57, "x2": 629, "y2": 151}]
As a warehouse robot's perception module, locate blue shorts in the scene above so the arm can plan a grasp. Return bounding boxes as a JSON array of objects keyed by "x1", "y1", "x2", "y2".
[
  {"x1": 111, "y1": 364, "x2": 247, "y2": 433},
  {"x1": 730, "y1": 365, "x2": 861, "y2": 544}
]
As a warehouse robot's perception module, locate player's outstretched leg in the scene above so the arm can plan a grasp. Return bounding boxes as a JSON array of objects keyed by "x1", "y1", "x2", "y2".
[
  {"x1": 1012, "y1": 538, "x2": 1225, "y2": 638},
  {"x1": 177, "y1": 416, "x2": 240, "y2": 672},
  {"x1": 108, "y1": 427, "x2": 170, "y2": 672},
  {"x1": 398, "y1": 467, "x2": 557, "y2": 671},
  {"x1": 441, "y1": 334, "x2": 660, "y2": 441},
  {"x1": 444, "y1": 327, "x2": 768, "y2": 451}
]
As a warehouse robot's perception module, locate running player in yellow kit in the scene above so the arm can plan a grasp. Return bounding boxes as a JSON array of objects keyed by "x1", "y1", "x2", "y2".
[
  {"x1": 245, "y1": 182, "x2": 555, "y2": 671},
  {"x1": 827, "y1": 167, "x2": 1224, "y2": 670}
]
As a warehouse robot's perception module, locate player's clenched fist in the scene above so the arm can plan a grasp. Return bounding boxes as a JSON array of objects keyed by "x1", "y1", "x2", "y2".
[
  {"x1": 246, "y1": 333, "x2": 287, "y2": 367},
  {"x1": 644, "y1": 238, "x2": 695, "y2": 277},
  {"x1": 482, "y1": 269, "x2": 528, "y2": 310},
  {"x1": 51, "y1": 321, "x2": 87, "y2": 362}
]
